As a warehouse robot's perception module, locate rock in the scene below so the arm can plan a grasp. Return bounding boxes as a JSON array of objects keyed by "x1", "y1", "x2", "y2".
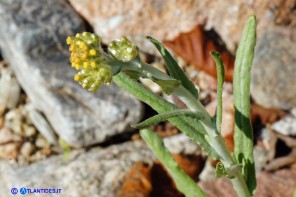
[
  {"x1": 272, "y1": 112, "x2": 296, "y2": 136},
  {"x1": 0, "y1": 143, "x2": 19, "y2": 160},
  {"x1": 163, "y1": 134, "x2": 201, "y2": 155},
  {"x1": 35, "y1": 135, "x2": 50, "y2": 149},
  {"x1": 28, "y1": 150, "x2": 47, "y2": 163},
  {"x1": 199, "y1": 169, "x2": 296, "y2": 197},
  {"x1": 0, "y1": 141, "x2": 155, "y2": 197},
  {"x1": 68, "y1": 0, "x2": 205, "y2": 53},
  {"x1": 0, "y1": 0, "x2": 143, "y2": 147},
  {"x1": 20, "y1": 142, "x2": 35, "y2": 157},
  {"x1": 199, "y1": 159, "x2": 216, "y2": 182},
  {"x1": 202, "y1": 0, "x2": 296, "y2": 52},
  {"x1": 0, "y1": 127, "x2": 22, "y2": 144},
  {"x1": 26, "y1": 105, "x2": 57, "y2": 145},
  {"x1": 251, "y1": 27, "x2": 296, "y2": 110},
  {"x1": 253, "y1": 146, "x2": 269, "y2": 173},
  {"x1": 4, "y1": 107, "x2": 23, "y2": 135},
  {"x1": 0, "y1": 62, "x2": 20, "y2": 109},
  {"x1": 68, "y1": 0, "x2": 295, "y2": 53},
  {"x1": 22, "y1": 124, "x2": 37, "y2": 137}
]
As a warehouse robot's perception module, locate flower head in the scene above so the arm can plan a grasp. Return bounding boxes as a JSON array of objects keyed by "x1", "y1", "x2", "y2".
[
  {"x1": 108, "y1": 36, "x2": 138, "y2": 62},
  {"x1": 66, "y1": 32, "x2": 112, "y2": 92}
]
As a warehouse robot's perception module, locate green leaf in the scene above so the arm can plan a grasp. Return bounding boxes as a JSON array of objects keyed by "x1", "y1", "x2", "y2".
[
  {"x1": 210, "y1": 51, "x2": 225, "y2": 133},
  {"x1": 146, "y1": 36, "x2": 199, "y2": 98},
  {"x1": 233, "y1": 15, "x2": 257, "y2": 194},
  {"x1": 113, "y1": 72, "x2": 219, "y2": 159},
  {"x1": 140, "y1": 129, "x2": 206, "y2": 197},
  {"x1": 132, "y1": 109, "x2": 204, "y2": 129},
  {"x1": 149, "y1": 76, "x2": 181, "y2": 94},
  {"x1": 123, "y1": 70, "x2": 143, "y2": 80}
]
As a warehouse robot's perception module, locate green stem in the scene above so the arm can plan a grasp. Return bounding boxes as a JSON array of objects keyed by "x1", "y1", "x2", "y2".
[
  {"x1": 138, "y1": 62, "x2": 251, "y2": 197},
  {"x1": 116, "y1": 60, "x2": 251, "y2": 197},
  {"x1": 173, "y1": 81, "x2": 251, "y2": 197}
]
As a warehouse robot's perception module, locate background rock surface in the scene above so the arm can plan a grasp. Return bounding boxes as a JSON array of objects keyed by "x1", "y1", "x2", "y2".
[
  {"x1": 251, "y1": 27, "x2": 296, "y2": 109},
  {"x1": 68, "y1": 0, "x2": 295, "y2": 52},
  {"x1": 0, "y1": 0, "x2": 143, "y2": 147},
  {"x1": 0, "y1": 141, "x2": 155, "y2": 197}
]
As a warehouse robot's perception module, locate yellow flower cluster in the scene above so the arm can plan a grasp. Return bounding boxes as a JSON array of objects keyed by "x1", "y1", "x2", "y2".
[{"x1": 66, "y1": 32, "x2": 112, "y2": 92}]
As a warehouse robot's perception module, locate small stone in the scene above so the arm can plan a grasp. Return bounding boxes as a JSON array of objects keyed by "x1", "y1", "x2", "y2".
[
  {"x1": 23, "y1": 124, "x2": 37, "y2": 137},
  {"x1": 40, "y1": 147, "x2": 52, "y2": 156},
  {"x1": 35, "y1": 135, "x2": 50, "y2": 149},
  {"x1": 0, "y1": 143, "x2": 19, "y2": 160},
  {"x1": 29, "y1": 151, "x2": 47, "y2": 163},
  {"x1": 17, "y1": 155, "x2": 29, "y2": 166},
  {"x1": 199, "y1": 159, "x2": 216, "y2": 181},
  {"x1": 20, "y1": 142, "x2": 35, "y2": 157},
  {"x1": 272, "y1": 113, "x2": 296, "y2": 136},
  {"x1": 0, "y1": 127, "x2": 22, "y2": 144},
  {"x1": 253, "y1": 146, "x2": 269, "y2": 173},
  {"x1": 4, "y1": 108, "x2": 23, "y2": 135}
]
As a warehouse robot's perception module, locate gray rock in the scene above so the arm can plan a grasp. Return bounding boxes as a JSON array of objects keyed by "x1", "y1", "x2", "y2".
[
  {"x1": 0, "y1": 0, "x2": 143, "y2": 147},
  {"x1": 251, "y1": 27, "x2": 296, "y2": 109},
  {"x1": 253, "y1": 146, "x2": 269, "y2": 173},
  {"x1": 164, "y1": 134, "x2": 201, "y2": 155},
  {"x1": 0, "y1": 141, "x2": 155, "y2": 197},
  {"x1": 26, "y1": 104, "x2": 57, "y2": 145},
  {"x1": 272, "y1": 113, "x2": 296, "y2": 136},
  {"x1": 0, "y1": 64, "x2": 20, "y2": 109}
]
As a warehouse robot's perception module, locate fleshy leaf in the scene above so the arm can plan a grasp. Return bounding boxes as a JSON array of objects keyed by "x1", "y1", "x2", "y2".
[
  {"x1": 146, "y1": 36, "x2": 199, "y2": 98},
  {"x1": 140, "y1": 129, "x2": 206, "y2": 197}
]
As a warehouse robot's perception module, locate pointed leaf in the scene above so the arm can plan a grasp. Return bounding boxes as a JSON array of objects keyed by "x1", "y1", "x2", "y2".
[
  {"x1": 113, "y1": 72, "x2": 219, "y2": 159},
  {"x1": 149, "y1": 76, "x2": 181, "y2": 94},
  {"x1": 210, "y1": 51, "x2": 225, "y2": 132},
  {"x1": 132, "y1": 109, "x2": 204, "y2": 129},
  {"x1": 146, "y1": 36, "x2": 199, "y2": 98}
]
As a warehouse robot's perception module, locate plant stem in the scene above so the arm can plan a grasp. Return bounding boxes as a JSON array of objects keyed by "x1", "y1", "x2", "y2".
[
  {"x1": 173, "y1": 84, "x2": 251, "y2": 197},
  {"x1": 120, "y1": 60, "x2": 251, "y2": 197}
]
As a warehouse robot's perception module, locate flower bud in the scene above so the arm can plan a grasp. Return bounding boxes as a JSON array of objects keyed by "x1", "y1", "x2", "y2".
[{"x1": 108, "y1": 36, "x2": 138, "y2": 62}]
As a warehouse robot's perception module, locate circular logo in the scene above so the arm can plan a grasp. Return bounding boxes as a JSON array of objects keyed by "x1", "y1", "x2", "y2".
[
  {"x1": 20, "y1": 187, "x2": 27, "y2": 195},
  {"x1": 11, "y1": 188, "x2": 18, "y2": 195}
]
